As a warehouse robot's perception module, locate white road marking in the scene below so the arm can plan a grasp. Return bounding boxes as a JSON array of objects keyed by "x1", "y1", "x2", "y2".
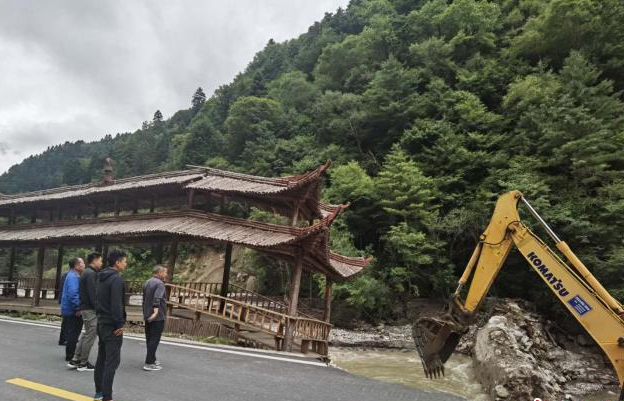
[{"x1": 0, "y1": 317, "x2": 328, "y2": 367}]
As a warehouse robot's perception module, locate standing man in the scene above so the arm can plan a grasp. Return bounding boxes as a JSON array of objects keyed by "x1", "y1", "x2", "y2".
[
  {"x1": 68, "y1": 252, "x2": 103, "y2": 371},
  {"x1": 142, "y1": 265, "x2": 168, "y2": 371},
  {"x1": 94, "y1": 250, "x2": 127, "y2": 401},
  {"x1": 60, "y1": 257, "x2": 85, "y2": 363},
  {"x1": 58, "y1": 268, "x2": 69, "y2": 346}
]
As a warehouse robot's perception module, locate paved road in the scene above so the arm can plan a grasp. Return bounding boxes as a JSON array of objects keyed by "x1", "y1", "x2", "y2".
[{"x1": 0, "y1": 317, "x2": 464, "y2": 401}]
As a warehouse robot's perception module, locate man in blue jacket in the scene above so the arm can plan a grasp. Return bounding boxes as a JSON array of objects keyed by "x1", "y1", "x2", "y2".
[
  {"x1": 58, "y1": 269, "x2": 69, "y2": 346},
  {"x1": 61, "y1": 257, "x2": 85, "y2": 363}
]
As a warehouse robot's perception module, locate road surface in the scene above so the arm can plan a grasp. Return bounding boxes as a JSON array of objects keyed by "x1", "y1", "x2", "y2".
[{"x1": 0, "y1": 317, "x2": 464, "y2": 401}]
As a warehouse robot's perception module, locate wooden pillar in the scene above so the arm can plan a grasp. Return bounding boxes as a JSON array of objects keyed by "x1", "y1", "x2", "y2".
[
  {"x1": 204, "y1": 193, "x2": 212, "y2": 212},
  {"x1": 167, "y1": 239, "x2": 179, "y2": 281},
  {"x1": 51, "y1": 206, "x2": 61, "y2": 223},
  {"x1": 149, "y1": 197, "x2": 155, "y2": 213},
  {"x1": 290, "y1": 204, "x2": 300, "y2": 226},
  {"x1": 132, "y1": 199, "x2": 139, "y2": 214},
  {"x1": 32, "y1": 245, "x2": 45, "y2": 307},
  {"x1": 95, "y1": 242, "x2": 103, "y2": 254},
  {"x1": 219, "y1": 194, "x2": 225, "y2": 213},
  {"x1": 30, "y1": 211, "x2": 37, "y2": 223},
  {"x1": 7, "y1": 246, "x2": 16, "y2": 282},
  {"x1": 93, "y1": 205, "x2": 99, "y2": 219},
  {"x1": 114, "y1": 195, "x2": 120, "y2": 216},
  {"x1": 154, "y1": 243, "x2": 164, "y2": 264},
  {"x1": 323, "y1": 277, "x2": 333, "y2": 323},
  {"x1": 283, "y1": 252, "x2": 303, "y2": 352},
  {"x1": 8, "y1": 208, "x2": 14, "y2": 225},
  {"x1": 54, "y1": 245, "x2": 64, "y2": 300},
  {"x1": 219, "y1": 243, "x2": 233, "y2": 312},
  {"x1": 165, "y1": 239, "x2": 179, "y2": 302},
  {"x1": 102, "y1": 243, "x2": 109, "y2": 263},
  {"x1": 188, "y1": 189, "x2": 195, "y2": 209}
]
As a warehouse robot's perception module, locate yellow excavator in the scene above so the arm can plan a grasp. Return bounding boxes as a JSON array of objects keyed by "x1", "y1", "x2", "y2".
[{"x1": 413, "y1": 190, "x2": 624, "y2": 397}]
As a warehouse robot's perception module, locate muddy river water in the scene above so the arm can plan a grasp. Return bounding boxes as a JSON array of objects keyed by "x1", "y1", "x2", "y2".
[{"x1": 330, "y1": 348, "x2": 619, "y2": 401}]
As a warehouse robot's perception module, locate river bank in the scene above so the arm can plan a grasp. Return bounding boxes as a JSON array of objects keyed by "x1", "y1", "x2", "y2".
[{"x1": 329, "y1": 298, "x2": 620, "y2": 401}]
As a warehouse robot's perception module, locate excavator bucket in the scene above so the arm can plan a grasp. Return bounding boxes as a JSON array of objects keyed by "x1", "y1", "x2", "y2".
[{"x1": 412, "y1": 316, "x2": 464, "y2": 379}]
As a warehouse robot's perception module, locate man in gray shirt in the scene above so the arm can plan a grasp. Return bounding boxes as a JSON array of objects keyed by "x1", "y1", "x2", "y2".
[{"x1": 142, "y1": 265, "x2": 168, "y2": 371}]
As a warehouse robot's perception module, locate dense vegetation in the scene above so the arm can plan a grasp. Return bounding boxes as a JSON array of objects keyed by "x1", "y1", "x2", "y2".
[{"x1": 3, "y1": 0, "x2": 624, "y2": 322}]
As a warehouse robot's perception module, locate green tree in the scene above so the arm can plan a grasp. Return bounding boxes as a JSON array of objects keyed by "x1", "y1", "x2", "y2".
[
  {"x1": 375, "y1": 144, "x2": 437, "y2": 225},
  {"x1": 192, "y1": 87, "x2": 207, "y2": 110},
  {"x1": 224, "y1": 96, "x2": 286, "y2": 160}
]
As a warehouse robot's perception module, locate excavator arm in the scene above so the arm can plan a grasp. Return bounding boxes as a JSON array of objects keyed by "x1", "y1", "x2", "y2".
[{"x1": 414, "y1": 190, "x2": 624, "y2": 392}]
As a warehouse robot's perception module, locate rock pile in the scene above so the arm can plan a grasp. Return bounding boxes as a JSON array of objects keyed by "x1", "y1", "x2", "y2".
[{"x1": 459, "y1": 299, "x2": 618, "y2": 400}]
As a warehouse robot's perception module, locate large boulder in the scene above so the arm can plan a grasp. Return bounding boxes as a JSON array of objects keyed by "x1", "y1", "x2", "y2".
[{"x1": 468, "y1": 299, "x2": 617, "y2": 401}]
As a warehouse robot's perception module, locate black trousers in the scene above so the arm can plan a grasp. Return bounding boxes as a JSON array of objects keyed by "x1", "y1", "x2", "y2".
[
  {"x1": 64, "y1": 315, "x2": 83, "y2": 361},
  {"x1": 145, "y1": 320, "x2": 165, "y2": 364},
  {"x1": 94, "y1": 323, "x2": 123, "y2": 401},
  {"x1": 59, "y1": 315, "x2": 68, "y2": 345}
]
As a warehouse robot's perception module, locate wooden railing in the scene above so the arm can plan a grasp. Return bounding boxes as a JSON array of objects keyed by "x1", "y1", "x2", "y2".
[
  {"x1": 11, "y1": 277, "x2": 321, "y2": 322},
  {"x1": 166, "y1": 283, "x2": 332, "y2": 345},
  {"x1": 17, "y1": 278, "x2": 57, "y2": 290},
  {"x1": 295, "y1": 317, "x2": 332, "y2": 341},
  {"x1": 169, "y1": 281, "x2": 317, "y2": 319},
  {"x1": 0, "y1": 277, "x2": 59, "y2": 299},
  {"x1": 174, "y1": 281, "x2": 222, "y2": 295},
  {"x1": 167, "y1": 284, "x2": 286, "y2": 337}
]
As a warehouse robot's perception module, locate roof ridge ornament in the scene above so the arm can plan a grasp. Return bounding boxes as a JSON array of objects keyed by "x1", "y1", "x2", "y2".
[{"x1": 102, "y1": 158, "x2": 114, "y2": 185}]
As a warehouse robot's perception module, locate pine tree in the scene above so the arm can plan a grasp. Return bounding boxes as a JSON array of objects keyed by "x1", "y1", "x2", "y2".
[
  {"x1": 192, "y1": 87, "x2": 206, "y2": 110},
  {"x1": 153, "y1": 110, "x2": 163, "y2": 123}
]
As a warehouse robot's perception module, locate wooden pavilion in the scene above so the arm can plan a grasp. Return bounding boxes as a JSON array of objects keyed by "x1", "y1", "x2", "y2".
[{"x1": 0, "y1": 161, "x2": 370, "y2": 354}]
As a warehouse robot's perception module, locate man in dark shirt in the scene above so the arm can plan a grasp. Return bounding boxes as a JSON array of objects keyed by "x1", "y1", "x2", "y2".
[
  {"x1": 94, "y1": 250, "x2": 127, "y2": 401},
  {"x1": 142, "y1": 265, "x2": 168, "y2": 371},
  {"x1": 68, "y1": 252, "x2": 103, "y2": 371}
]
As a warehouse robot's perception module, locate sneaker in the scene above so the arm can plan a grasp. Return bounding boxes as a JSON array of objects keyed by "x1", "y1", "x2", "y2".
[
  {"x1": 77, "y1": 362, "x2": 95, "y2": 372},
  {"x1": 143, "y1": 364, "x2": 162, "y2": 371},
  {"x1": 93, "y1": 392, "x2": 104, "y2": 400},
  {"x1": 66, "y1": 360, "x2": 79, "y2": 370}
]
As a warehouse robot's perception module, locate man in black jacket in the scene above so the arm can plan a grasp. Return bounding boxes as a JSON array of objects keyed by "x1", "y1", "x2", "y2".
[
  {"x1": 68, "y1": 252, "x2": 103, "y2": 371},
  {"x1": 94, "y1": 250, "x2": 127, "y2": 401}
]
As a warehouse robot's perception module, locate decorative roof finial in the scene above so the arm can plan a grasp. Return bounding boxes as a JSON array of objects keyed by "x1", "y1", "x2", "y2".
[{"x1": 103, "y1": 158, "x2": 114, "y2": 185}]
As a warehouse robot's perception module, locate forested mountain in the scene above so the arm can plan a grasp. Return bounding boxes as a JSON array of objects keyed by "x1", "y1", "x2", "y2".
[{"x1": 3, "y1": 0, "x2": 624, "y2": 321}]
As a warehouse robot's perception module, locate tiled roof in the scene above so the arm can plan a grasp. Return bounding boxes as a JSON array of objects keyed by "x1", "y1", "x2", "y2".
[
  {"x1": 0, "y1": 210, "x2": 369, "y2": 280},
  {"x1": 0, "y1": 170, "x2": 204, "y2": 207}
]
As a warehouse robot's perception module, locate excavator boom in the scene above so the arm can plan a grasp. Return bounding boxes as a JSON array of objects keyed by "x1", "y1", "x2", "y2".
[{"x1": 414, "y1": 190, "x2": 624, "y2": 390}]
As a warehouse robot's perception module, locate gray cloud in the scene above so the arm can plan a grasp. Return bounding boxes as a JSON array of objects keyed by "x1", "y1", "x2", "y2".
[{"x1": 0, "y1": 0, "x2": 349, "y2": 174}]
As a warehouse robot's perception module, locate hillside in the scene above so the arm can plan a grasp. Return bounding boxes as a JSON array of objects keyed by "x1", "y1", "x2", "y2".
[{"x1": 2, "y1": 0, "x2": 624, "y2": 321}]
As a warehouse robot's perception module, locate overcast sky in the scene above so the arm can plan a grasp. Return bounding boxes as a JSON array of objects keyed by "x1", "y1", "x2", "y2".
[{"x1": 0, "y1": 0, "x2": 349, "y2": 174}]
